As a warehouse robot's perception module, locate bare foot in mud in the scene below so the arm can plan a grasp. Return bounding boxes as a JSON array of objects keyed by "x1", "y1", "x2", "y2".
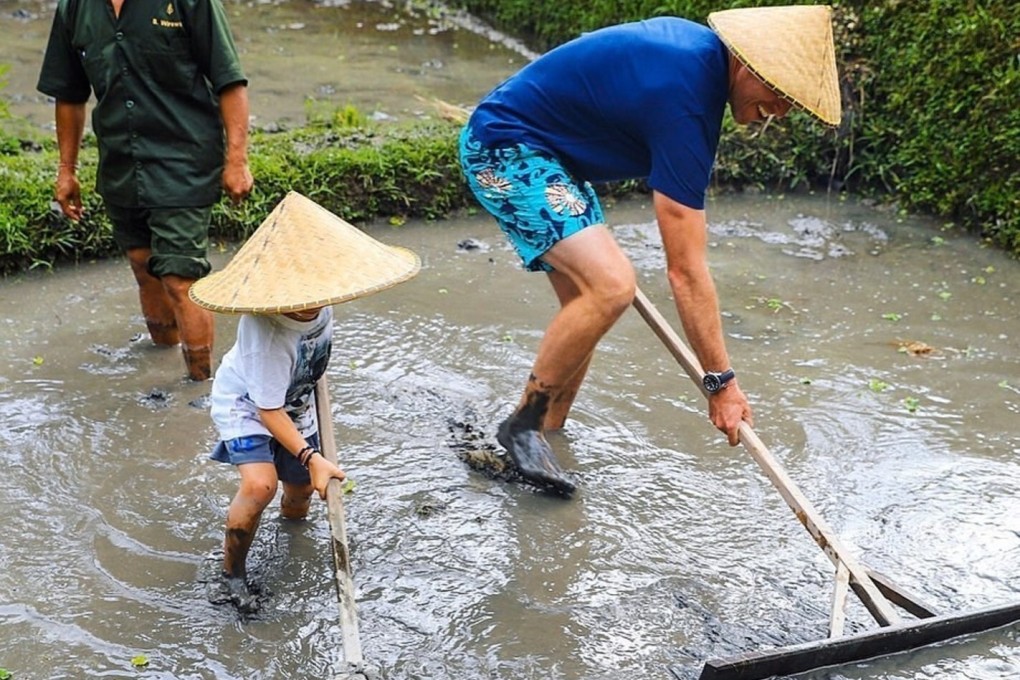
[
  {"x1": 208, "y1": 571, "x2": 259, "y2": 615},
  {"x1": 497, "y1": 418, "x2": 576, "y2": 497}
]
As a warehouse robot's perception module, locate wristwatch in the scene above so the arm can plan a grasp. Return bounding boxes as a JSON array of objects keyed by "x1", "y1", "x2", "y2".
[{"x1": 702, "y1": 368, "x2": 735, "y2": 394}]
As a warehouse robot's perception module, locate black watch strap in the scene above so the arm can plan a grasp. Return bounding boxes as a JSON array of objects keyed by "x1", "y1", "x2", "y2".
[{"x1": 703, "y1": 368, "x2": 735, "y2": 394}]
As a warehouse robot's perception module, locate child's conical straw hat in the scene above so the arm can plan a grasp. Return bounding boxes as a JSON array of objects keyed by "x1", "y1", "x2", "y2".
[
  {"x1": 709, "y1": 5, "x2": 842, "y2": 126},
  {"x1": 190, "y1": 191, "x2": 420, "y2": 314}
]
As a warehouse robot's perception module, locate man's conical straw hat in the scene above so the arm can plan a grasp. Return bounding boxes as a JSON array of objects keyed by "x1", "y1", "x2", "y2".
[
  {"x1": 708, "y1": 5, "x2": 841, "y2": 126},
  {"x1": 190, "y1": 191, "x2": 420, "y2": 314}
]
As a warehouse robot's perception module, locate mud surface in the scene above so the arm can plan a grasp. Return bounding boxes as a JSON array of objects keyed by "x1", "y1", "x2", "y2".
[{"x1": 2, "y1": 192, "x2": 1019, "y2": 679}]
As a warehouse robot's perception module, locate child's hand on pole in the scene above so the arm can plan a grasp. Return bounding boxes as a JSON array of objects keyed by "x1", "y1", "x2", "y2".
[{"x1": 309, "y1": 454, "x2": 346, "y2": 500}]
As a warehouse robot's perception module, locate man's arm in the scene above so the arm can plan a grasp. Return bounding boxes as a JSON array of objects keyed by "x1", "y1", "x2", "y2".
[
  {"x1": 54, "y1": 99, "x2": 86, "y2": 221},
  {"x1": 654, "y1": 190, "x2": 752, "y2": 445},
  {"x1": 218, "y1": 83, "x2": 253, "y2": 204}
]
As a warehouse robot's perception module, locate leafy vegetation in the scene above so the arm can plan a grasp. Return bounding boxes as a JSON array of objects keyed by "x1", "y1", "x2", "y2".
[
  {"x1": 0, "y1": 64, "x2": 22, "y2": 156},
  {"x1": 847, "y1": 0, "x2": 1019, "y2": 253}
]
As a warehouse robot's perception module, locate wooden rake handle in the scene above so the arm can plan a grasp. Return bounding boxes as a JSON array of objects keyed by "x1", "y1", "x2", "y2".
[
  {"x1": 631, "y1": 287, "x2": 901, "y2": 626},
  {"x1": 315, "y1": 376, "x2": 365, "y2": 664}
]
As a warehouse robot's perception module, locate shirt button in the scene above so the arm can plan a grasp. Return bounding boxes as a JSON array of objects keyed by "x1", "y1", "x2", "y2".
[
  {"x1": 125, "y1": 100, "x2": 134, "y2": 108},
  {"x1": 122, "y1": 67, "x2": 129, "y2": 75},
  {"x1": 115, "y1": 31, "x2": 124, "y2": 40}
]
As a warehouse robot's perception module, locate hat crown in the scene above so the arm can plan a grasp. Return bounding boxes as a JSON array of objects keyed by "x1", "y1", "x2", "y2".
[
  {"x1": 190, "y1": 191, "x2": 420, "y2": 314},
  {"x1": 709, "y1": 4, "x2": 841, "y2": 126}
]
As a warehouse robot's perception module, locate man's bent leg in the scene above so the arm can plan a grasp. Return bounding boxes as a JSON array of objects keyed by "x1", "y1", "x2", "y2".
[
  {"x1": 499, "y1": 226, "x2": 636, "y2": 494},
  {"x1": 543, "y1": 269, "x2": 595, "y2": 431},
  {"x1": 126, "y1": 248, "x2": 179, "y2": 346},
  {"x1": 162, "y1": 274, "x2": 214, "y2": 381}
]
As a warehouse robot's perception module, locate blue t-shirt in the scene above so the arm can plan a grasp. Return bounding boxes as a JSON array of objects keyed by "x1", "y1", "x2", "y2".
[{"x1": 468, "y1": 17, "x2": 730, "y2": 209}]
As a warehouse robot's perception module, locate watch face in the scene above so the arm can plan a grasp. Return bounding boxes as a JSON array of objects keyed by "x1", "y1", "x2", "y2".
[{"x1": 704, "y1": 374, "x2": 721, "y2": 392}]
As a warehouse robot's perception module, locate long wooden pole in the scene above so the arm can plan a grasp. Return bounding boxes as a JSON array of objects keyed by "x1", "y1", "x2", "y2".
[
  {"x1": 635, "y1": 292, "x2": 1020, "y2": 678},
  {"x1": 631, "y1": 287, "x2": 901, "y2": 626},
  {"x1": 314, "y1": 376, "x2": 364, "y2": 665}
]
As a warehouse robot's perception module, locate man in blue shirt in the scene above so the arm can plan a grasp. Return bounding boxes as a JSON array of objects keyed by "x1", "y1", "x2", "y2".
[{"x1": 460, "y1": 6, "x2": 841, "y2": 495}]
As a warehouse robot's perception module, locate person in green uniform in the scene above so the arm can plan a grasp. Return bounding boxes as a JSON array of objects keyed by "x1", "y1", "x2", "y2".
[{"x1": 37, "y1": 0, "x2": 253, "y2": 381}]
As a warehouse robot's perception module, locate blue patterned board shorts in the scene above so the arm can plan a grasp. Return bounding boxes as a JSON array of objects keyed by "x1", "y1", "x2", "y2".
[{"x1": 459, "y1": 125, "x2": 605, "y2": 272}]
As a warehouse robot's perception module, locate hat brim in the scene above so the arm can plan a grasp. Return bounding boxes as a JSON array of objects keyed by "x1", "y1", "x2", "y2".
[
  {"x1": 190, "y1": 245, "x2": 420, "y2": 314},
  {"x1": 709, "y1": 5, "x2": 842, "y2": 126},
  {"x1": 189, "y1": 191, "x2": 422, "y2": 314}
]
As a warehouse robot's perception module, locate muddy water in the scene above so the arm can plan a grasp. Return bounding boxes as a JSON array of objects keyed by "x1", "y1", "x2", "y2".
[
  {"x1": 0, "y1": 0, "x2": 528, "y2": 129},
  {"x1": 1, "y1": 192, "x2": 1019, "y2": 679},
  {"x1": 3, "y1": 0, "x2": 1020, "y2": 677}
]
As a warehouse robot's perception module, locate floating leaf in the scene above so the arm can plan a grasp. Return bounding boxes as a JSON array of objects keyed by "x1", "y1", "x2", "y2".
[
  {"x1": 341, "y1": 478, "x2": 357, "y2": 495},
  {"x1": 32, "y1": 356, "x2": 44, "y2": 366},
  {"x1": 896, "y1": 340, "x2": 936, "y2": 356},
  {"x1": 869, "y1": 378, "x2": 890, "y2": 393},
  {"x1": 131, "y1": 655, "x2": 149, "y2": 668},
  {"x1": 437, "y1": 288, "x2": 448, "y2": 294},
  {"x1": 881, "y1": 312, "x2": 902, "y2": 322},
  {"x1": 799, "y1": 378, "x2": 812, "y2": 385},
  {"x1": 904, "y1": 397, "x2": 920, "y2": 413},
  {"x1": 0, "y1": 668, "x2": 12, "y2": 679}
]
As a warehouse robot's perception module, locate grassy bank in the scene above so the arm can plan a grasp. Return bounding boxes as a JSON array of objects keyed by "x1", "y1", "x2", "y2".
[{"x1": 0, "y1": 115, "x2": 473, "y2": 275}]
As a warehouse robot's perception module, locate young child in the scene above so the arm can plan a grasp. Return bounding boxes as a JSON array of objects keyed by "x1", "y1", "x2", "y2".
[{"x1": 189, "y1": 191, "x2": 420, "y2": 610}]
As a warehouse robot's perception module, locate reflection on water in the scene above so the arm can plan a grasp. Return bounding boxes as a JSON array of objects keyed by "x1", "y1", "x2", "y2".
[{"x1": 1, "y1": 192, "x2": 1018, "y2": 679}]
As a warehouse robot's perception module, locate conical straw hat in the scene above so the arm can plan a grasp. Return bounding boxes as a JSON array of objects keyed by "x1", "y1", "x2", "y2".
[
  {"x1": 708, "y1": 5, "x2": 841, "y2": 126},
  {"x1": 190, "y1": 191, "x2": 420, "y2": 314}
]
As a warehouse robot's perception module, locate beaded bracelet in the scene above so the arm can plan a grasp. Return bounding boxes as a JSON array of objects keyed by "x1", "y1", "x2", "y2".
[{"x1": 296, "y1": 446, "x2": 315, "y2": 467}]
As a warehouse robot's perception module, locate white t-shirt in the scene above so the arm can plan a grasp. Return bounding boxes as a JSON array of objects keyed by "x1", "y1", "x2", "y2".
[{"x1": 210, "y1": 307, "x2": 334, "y2": 441}]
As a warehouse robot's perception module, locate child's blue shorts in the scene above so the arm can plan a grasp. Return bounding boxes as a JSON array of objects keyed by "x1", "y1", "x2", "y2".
[
  {"x1": 458, "y1": 125, "x2": 605, "y2": 272},
  {"x1": 210, "y1": 433, "x2": 320, "y2": 486}
]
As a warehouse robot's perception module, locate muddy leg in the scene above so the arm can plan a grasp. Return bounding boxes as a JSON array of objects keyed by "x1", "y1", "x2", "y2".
[
  {"x1": 162, "y1": 274, "x2": 214, "y2": 381},
  {"x1": 497, "y1": 374, "x2": 576, "y2": 496},
  {"x1": 280, "y1": 481, "x2": 313, "y2": 520},
  {"x1": 126, "y1": 248, "x2": 179, "y2": 346},
  {"x1": 496, "y1": 227, "x2": 634, "y2": 494},
  {"x1": 543, "y1": 269, "x2": 595, "y2": 431},
  {"x1": 219, "y1": 463, "x2": 277, "y2": 610}
]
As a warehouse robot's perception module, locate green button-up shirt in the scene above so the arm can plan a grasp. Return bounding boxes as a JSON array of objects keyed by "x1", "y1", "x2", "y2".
[{"x1": 37, "y1": 0, "x2": 247, "y2": 207}]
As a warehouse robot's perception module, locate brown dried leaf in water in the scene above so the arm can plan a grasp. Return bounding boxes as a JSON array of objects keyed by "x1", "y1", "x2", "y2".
[{"x1": 894, "y1": 339, "x2": 938, "y2": 356}]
